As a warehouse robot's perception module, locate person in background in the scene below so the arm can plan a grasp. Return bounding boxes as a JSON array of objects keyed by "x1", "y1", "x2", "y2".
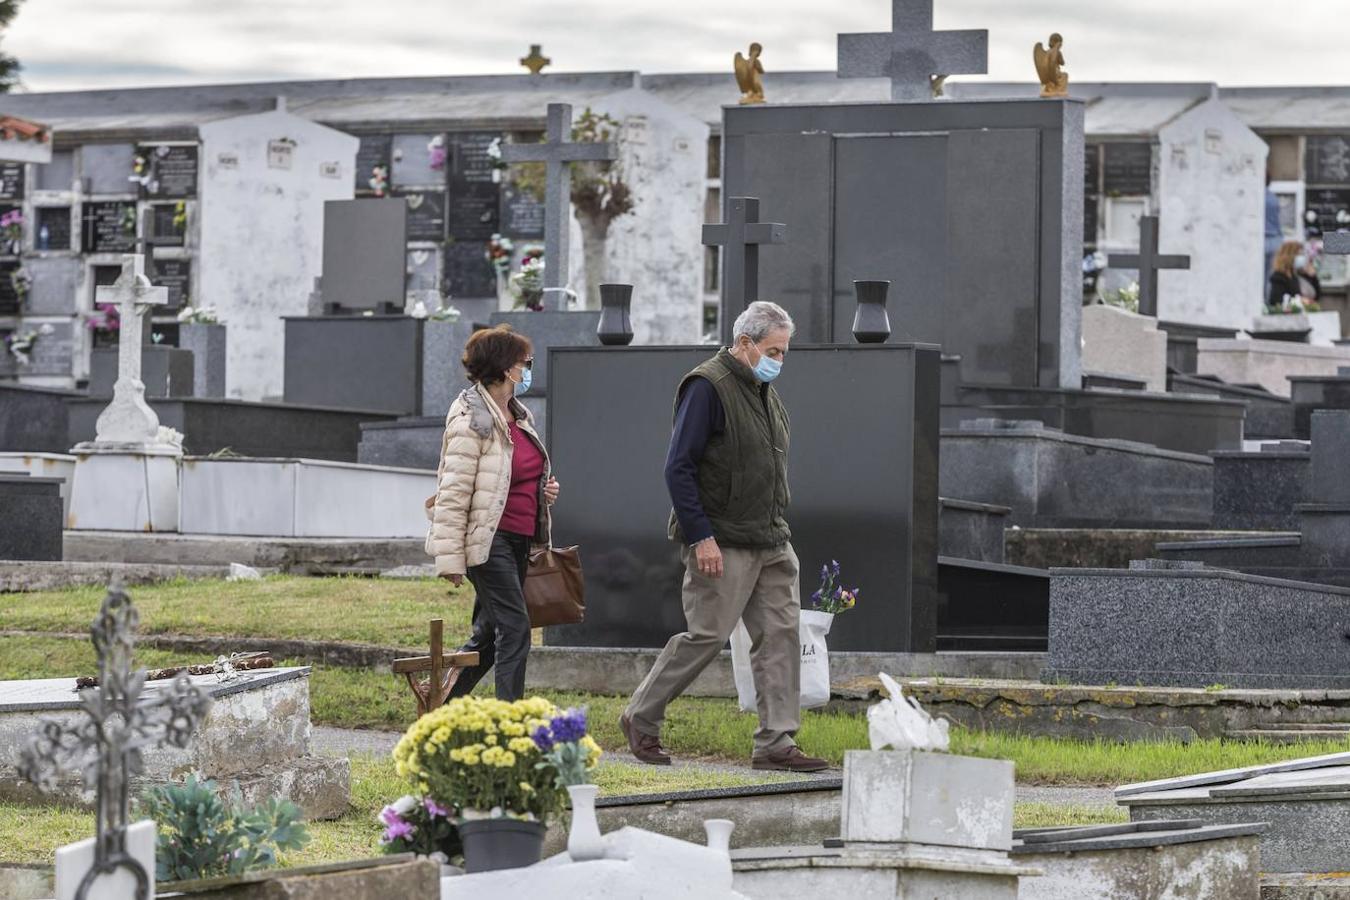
[
  {"x1": 1268, "y1": 240, "x2": 1321, "y2": 310},
  {"x1": 425, "y1": 325, "x2": 560, "y2": 701},
  {"x1": 621, "y1": 301, "x2": 828, "y2": 773}
]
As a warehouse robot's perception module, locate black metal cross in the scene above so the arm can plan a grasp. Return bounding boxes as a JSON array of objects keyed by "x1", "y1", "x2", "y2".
[
  {"x1": 837, "y1": 0, "x2": 989, "y2": 101},
  {"x1": 704, "y1": 197, "x2": 787, "y2": 340},
  {"x1": 500, "y1": 103, "x2": 617, "y2": 308},
  {"x1": 1108, "y1": 215, "x2": 1190, "y2": 317},
  {"x1": 18, "y1": 586, "x2": 211, "y2": 900}
]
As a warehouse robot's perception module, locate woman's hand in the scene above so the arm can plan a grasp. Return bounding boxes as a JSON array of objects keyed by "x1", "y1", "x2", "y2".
[
  {"x1": 544, "y1": 477, "x2": 560, "y2": 506},
  {"x1": 440, "y1": 572, "x2": 465, "y2": 587}
]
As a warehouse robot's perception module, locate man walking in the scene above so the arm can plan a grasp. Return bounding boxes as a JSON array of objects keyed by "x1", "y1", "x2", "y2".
[{"x1": 621, "y1": 301, "x2": 827, "y2": 772}]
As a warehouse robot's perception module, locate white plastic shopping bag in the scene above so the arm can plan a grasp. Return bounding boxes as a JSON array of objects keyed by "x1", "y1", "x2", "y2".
[{"x1": 729, "y1": 609, "x2": 834, "y2": 712}]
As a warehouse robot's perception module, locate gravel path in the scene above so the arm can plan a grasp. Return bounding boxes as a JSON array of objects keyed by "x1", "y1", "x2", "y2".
[{"x1": 312, "y1": 726, "x2": 1118, "y2": 805}]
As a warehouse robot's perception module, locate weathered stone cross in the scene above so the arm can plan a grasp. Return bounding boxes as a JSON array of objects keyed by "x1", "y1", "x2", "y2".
[
  {"x1": 392, "y1": 619, "x2": 480, "y2": 716},
  {"x1": 92, "y1": 254, "x2": 169, "y2": 444},
  {"x1": 704, "y1": 196, "x2": 787, "y2": 334},
  {"x1": 501, "y1": 103, "x2": 617, "y2": 310},
  {"x1": 837, "y1": 0, "x2": 989, "y2": 102},
  {"x1": 1108, "y1": 215, "x2": 1191, "y2": 317},
  {"x1": 18, "y1": 586, "x2": 211, "y2": 900}
]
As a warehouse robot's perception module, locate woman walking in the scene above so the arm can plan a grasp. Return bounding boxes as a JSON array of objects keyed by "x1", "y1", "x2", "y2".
[{"x1": 426, "y1": 325, "x2": 560, "y2": 700}]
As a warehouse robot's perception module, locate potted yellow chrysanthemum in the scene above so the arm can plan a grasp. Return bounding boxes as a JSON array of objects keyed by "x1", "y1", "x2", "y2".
[{"x1": 391, "y1": 695, "x2": 600, "y2": 872}]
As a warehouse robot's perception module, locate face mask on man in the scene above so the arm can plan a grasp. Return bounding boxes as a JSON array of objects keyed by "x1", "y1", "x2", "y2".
[{"x1": 748, "y1": 342, "x2": 782, "y2": 383}]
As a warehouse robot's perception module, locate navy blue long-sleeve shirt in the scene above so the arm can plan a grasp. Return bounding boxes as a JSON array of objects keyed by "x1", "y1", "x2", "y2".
[{"x1": 664, "y1": 376, "x2": 725, "y2": 545}]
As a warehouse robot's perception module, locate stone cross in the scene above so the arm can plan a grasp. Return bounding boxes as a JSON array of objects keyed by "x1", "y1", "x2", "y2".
[
  {"x1": 1108, "y1": 215, "x2": 1190, "y2": 318},
  {"x1": 17, "y1": 586, "x2": 211, "y2": 900},
  {"x1": 391, "y1": 619, "x2": 480, "y2": 716},
  {"x1": 704, "y1": 197, "x2": 787, "y2": 328},
  {"x1": 837, "y1": 0, "x2": 989, "y2": 102},
  {"x1": 501, "y1": 103, "x2": 617, "y2": 310},
  {"x1": 92, "y1": 254, "x2": 169, "y2": 444}
]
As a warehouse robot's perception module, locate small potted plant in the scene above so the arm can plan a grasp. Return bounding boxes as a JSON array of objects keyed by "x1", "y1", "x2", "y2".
[
  {"x1": 390, "y1": 695, "x2": 601, "y2": 873},
  {"x1": 378, "y1": 793, "x2": 461, "y2": 867}
]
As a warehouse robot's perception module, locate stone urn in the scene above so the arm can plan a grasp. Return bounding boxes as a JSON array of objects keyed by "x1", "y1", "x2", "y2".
[
  {"x1": 597, "y1": 283, "x2": 635, "y2": 346},
  {"x1": 851, "y1": 280, "x2": 892, "y2": 344}
]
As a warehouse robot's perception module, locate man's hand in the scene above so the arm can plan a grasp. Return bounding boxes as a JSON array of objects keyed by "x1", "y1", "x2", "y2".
[
  {"x1": 694, "y1": 538, "x2": 723, "y2": 579},
  {"x1": 440, "y1": 572, "x2": 465, "y2": 587}
]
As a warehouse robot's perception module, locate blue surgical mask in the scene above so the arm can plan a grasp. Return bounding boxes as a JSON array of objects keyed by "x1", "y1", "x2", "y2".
[
  {"x1": 512, "y1": 366, "x2": 532, "y2": 396},
  {"x1": 750, "y1": 345, "x2": 782, "y2": 383},
  {"x1": 1295, "y1": 254, "x2": 1308, "y2": 270}
]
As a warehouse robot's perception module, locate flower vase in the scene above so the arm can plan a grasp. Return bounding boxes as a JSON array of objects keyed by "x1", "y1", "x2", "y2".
[
  {"x1": 704, "y1": 819, "x2": 734, "y2": 854},
  {"x1": 851, "y1": 279, "x2": 892, "y2": 344},
  {"x1": 597, "y1": 283, "x2": 634, "y2": 346},
  {"x1": 565, "y1": 784, "x2": 605, "y2": 861}
]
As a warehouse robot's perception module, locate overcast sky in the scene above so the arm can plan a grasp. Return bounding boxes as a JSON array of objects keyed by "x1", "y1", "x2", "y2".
[{"x1": 10, "y1": 0, "x2": 1350, "y2": 94}]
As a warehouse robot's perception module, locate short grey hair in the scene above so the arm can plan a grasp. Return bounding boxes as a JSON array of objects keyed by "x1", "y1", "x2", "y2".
[{"x1": 731, "y1": 301, "x2": 796, "y2": 344}]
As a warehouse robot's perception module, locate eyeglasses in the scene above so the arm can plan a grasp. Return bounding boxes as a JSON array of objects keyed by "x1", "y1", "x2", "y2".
[{"x1": 519, "y1": 358, "x2": 534, "y2": 371}]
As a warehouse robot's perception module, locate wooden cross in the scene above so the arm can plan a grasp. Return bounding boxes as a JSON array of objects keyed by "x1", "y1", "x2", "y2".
[
  {"x1": 392, "y1": 619, "x2": 479, "y2": 716},
  {"x1": 500, "y1": 103, "x2": 617, "y2": 308},
  {"x1": 837, "y1": 0, "x2": 989, "y2": 102},
  {"x1": 1108, "y1": 215, "x2": 1190, "y2": 317},
  {"x1": 704, "y1": 196, "x2": 786, "y2": 342}
]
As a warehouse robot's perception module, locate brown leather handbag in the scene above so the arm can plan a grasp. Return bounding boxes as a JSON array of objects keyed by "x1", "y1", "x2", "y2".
[{"x1": 524, "y1": 545, "x2": 585, "y2": 627}]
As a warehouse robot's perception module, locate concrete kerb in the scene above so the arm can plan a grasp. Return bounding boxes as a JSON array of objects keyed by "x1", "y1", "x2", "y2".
[{"x1": 0, "y1": 560, "x2": 237, "y2": 592}]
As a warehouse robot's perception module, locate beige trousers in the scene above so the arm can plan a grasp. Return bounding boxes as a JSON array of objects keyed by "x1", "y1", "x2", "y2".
[{"x1": 626, "y1": 542, "x2": 801, "y2": 754}]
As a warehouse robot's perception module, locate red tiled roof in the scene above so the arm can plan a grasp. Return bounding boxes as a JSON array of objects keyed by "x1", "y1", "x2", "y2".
[{"x1": 0, "y1": 115, "x2": 50, "y2": 143}]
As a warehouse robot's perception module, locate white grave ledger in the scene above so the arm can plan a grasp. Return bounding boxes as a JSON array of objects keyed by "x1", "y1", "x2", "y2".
[{"x1": 55, "y1": 819, "x2": 156, "y2": 900}]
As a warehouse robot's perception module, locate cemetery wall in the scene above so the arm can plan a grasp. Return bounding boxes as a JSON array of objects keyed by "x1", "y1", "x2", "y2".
[{"x1": 197, "y1": 109, "x2": 357, "y2": 400}]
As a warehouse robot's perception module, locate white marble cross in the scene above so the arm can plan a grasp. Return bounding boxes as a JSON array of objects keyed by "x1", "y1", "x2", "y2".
[{"x1": 92, "y1": 254, "x2": 169, "y2": 444}]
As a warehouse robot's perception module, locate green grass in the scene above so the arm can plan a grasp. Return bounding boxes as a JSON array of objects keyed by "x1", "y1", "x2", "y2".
[
  {"x1": 6, "y1": 635, "x2": 1349, "y2": 787},
  {"x1": 1013, "y1": 803, "x2": 1127, "y2": 829},
  {"x1": 0, "y1": 576, "x2": 472, "y2": 648}
]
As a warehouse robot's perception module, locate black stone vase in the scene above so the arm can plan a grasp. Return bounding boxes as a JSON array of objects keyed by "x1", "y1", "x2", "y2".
[
  {"x1": 851, "y1": 280, "x2": 892, "y2": 344},
  {"x1": 597, "y1": 283, "x2": 634, "y2": 346}
]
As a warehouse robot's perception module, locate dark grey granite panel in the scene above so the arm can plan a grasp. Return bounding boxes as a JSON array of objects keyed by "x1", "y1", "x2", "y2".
[
  {"x1": 67, "y1": 398, "x2": 396, "y2": 462},
  {"x1": 1211, "y1": 449, "x2": 1308, "y2": 531},
  {"x1": 947, "y1": 384, "x2": 1245, "y2": 455},
  {"x1": 1012, "y1": 820, "x2": 1262, "y2": 854},
  {"x1": 89, "y1": 346, "x2": 195, "y2": 399},
  {"x1": 937, "y1": 556, "x2": 1048, "y2": 651},
  {"x1": 357, "y1": 416, "x2": 443, "y2": 470},
  {"x1": 1158, "y1": 321, "x2": 1240, "y2": 375},
  {"x1": 178, "y1": 323, "x2": 226, "y2": 399},
  {"x1": 1291, "y1": 375, "x2": 1350, "y2": 439},
  {"x1": 939, "y1": 497, "x2": 1009, "y2": 563},
  {"x1": 546, "y1": 344, "x2": 941, "y2": 652},
  {"x1": 1046, "y1": 567, "x2": 1350, "y2": 688},
  {"x1": 0, "y1": 384, "x2": 77, "y2": 452},
  {"x1": 0, "y1": 475, "x2": 62, "y2": 560},
  {"x1": 283, "y1": 316, "x2": 422, "y2": 416},
  {"x1": 320, "y1": 198, "x2": 408, "y2": 310},
  {"x1": 940, "y1": 421, "x2": 1213, "y2": 529}
]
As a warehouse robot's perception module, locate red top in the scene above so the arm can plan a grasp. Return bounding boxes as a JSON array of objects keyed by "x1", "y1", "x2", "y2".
[{"x1": 498, "y1": 420, "x2": 546, "y2": 537}]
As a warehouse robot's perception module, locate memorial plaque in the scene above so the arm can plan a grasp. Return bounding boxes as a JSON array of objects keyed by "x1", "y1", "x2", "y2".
[
  {"x1": 1306, "y1": 135, "x2": 1350, "y2": 186},
  {"x1": 1306, "y1": 188, "x2": 1350, "y2": 233},
  {"x1": 401, "y1": 190, "x2": 447, "y2": 241},
  {"x1": 355, "y1": 134, "x2": 392, "y2": 195},
  {"x1": 151, "y1": 258, "x2": 191, "y2": 310},
  {"x1": 406, "y1": 248, "x2": 439, "y2": 292},
  {"x1": 1085, "y1": 145, "x2": 1101, "y2": 193},
  {"x1": 0, "y1": 261, "x2": 20, "y2": 313},
  {"x1": 448, "y1": 132, "x2": 501, "y2": 240},
  {"x1": 0, "y1": 162, "x2": 23, "y2": 200},
  {"x1": 445, "y1": 240, "x2": 497, "y2": 299},
  {"x1": 35, "y1": 206, "x2": 72, "y2": 252},
  {"x1": 320, "y1": 197, "x2": 407, "y2": 310},
  {"x1": 150, "y1": 204, "x2": 186, "y2": 247},
  {"x1": 392, "y1": 133, "x2": 446, "y2": 188},
  {"x1": 501, "y1": 183, "x2": 545, "y2": 238},
  {"x1": 138, "y1": 144, "x2": 198, "y2": 199},
  {"x1": 80, "y1": 143, "x2": 136, "y2": 195},
  {"x1": 1103, "y1": 142, "x2": 1152, "y2": 195},
  {"x1": 81, "y1": 201, "x2": 137, "y2": 254}
]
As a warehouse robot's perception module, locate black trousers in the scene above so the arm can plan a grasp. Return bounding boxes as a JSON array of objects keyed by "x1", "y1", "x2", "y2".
[{"x1": 451, "y1": 531, "x2": 532, "y2": 701}]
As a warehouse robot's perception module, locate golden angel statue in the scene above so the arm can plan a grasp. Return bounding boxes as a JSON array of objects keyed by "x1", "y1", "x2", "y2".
[
  {"x1": 734, "y1": 43, "x2": 765, "y2": 105},
  {"x1": 1034, "y1": 33, "x2": 1069, "y2": 98}
]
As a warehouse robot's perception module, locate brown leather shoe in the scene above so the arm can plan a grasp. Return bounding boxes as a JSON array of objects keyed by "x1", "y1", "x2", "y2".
[
  {"x1": 751, "y1": 745, "x2": 830, "y2": 772},
  {"x1": 620, "y1": 713, "x2": 672, "y2": 766}
]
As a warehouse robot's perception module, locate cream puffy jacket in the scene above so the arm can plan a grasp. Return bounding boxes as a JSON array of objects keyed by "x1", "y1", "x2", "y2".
[{"x1": 424, "y1": 383, "x2": 551, "y2": 576}]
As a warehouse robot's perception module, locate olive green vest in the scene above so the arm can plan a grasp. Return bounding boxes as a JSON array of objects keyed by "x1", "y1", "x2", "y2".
[{"x1": 668, "y1": 349, "x2": 791, "y2": 549}]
